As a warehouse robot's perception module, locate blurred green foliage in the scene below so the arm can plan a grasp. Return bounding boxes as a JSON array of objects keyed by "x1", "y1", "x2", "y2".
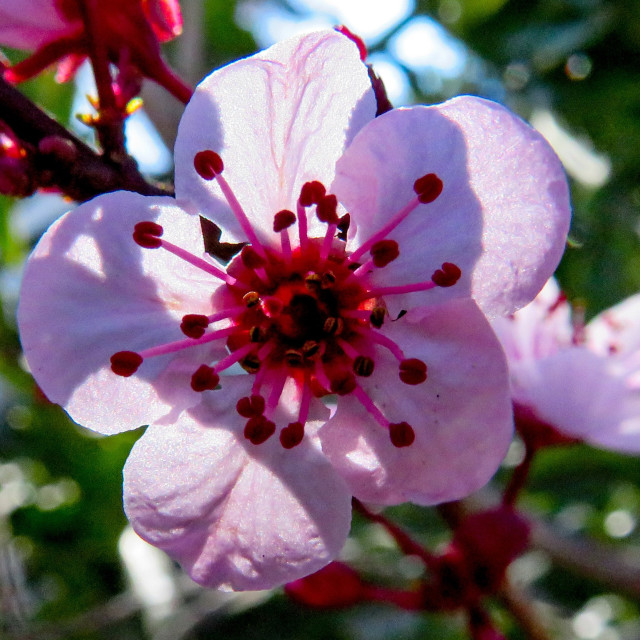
[{"x1": 1, "y1": 1, "x2": 640, "y2": 639}]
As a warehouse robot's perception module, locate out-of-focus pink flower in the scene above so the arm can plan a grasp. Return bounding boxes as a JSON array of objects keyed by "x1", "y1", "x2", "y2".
[
  {"x1": 492, "y1": 278, "x2": 640, "y2": 451},
  {"x1": 0, "y1": 122, "x2": 35, "y2": 197},
  {"x1": 18, "y1": 31, "x2": 570, "y2": 590},
  {"x1": 0, "y1": 0, "x2": 187, "y2": 101}
]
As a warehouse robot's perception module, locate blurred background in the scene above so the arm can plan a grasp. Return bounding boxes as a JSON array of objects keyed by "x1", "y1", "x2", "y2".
[{"x1": 1, "y1": 0, "x2": 640, "y2": 638}]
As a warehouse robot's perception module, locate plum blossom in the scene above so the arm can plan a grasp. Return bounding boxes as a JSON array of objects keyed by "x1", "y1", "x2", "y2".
[
  {"x1": 18, "y1": 31, "x2": 571, "y2": 590},
  {"x1": 0, "y1": 0, "x2": 187, "y2": 101},
  {"x1": 492, "y1": 278, "x2": 640, "y2": 451}
]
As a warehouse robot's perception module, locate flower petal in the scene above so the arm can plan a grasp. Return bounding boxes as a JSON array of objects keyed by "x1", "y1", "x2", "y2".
[
  {"x1": 333, "y1": 97, "x2": 571, "y2": 316},
  {"x1": 319, "y1": 298, "x2": 513, "y2": 505},
  {"x1": 174, "y1": 29, "x2": 376, "y2": 244},
  {"x1": 512, "y1": 348, "x2": 640, "y2": 452},
  {"x1": 0, "y1": 0, "x2": 72, "y2": 49},
  {"x1": 587, "y1": 293, "x2": 640, "y2": 359},
  {"x1": 124, "y1": 382, "x2": 352, "y2": 591},
  {"x1": 491, "y1": 278, "x2": 572, "y2": 364},
  {"x1": 18, "y1": 191, "x2": 227, "y2": 434}
]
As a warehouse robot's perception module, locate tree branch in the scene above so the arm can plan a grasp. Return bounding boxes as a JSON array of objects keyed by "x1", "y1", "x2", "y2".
[{"x1": 0, "y1": 77, "x2": 171, "y2": 201}]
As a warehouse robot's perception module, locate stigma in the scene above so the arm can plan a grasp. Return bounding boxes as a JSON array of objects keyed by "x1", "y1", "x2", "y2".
[{"x1": 110, "y1": 150, "x2": 460, "y2": 449}]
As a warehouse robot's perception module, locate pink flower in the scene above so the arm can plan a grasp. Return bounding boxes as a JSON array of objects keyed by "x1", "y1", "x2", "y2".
[
  {"x1": 18, "y1": 31, "x2": 571, "y2": 590},
  {"x1": 0, "y1": 0, "x2": 186, "y2": 100},
  {"x1": 492, "y1": 278, "x2": 640, "y2": 451}
]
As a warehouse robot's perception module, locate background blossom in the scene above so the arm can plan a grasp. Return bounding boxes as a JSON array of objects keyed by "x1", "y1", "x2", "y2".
[{"x1": 492, "y1": 278, "x2": 640, "y2": 451}]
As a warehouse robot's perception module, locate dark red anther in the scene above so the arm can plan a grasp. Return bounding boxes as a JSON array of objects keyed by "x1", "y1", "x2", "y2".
[
  {"x1": 431, "y1": 262, "x2": 461, "y2": 287},
  {"x1": 280, "y1": 421, "x2": 305, "y2": 449},
  {"x1": 309, "y1": 376, "x2": 329, "y2": 398},
  {"x1": 190, "y1": 365, "x2": 220, "y2": 392},
  {"x1": 370, "y1": 239, "x2": 400, "y2": 268},
  {"x1": 413, "y1": 173, "x2": 443, "y2": 203},
  {"x1": 236, "y1": 394, "x2": 266, "y2": 418},
  {"x1": 241, "y1": 245, "x2": 266, "y2": 269},
  {"x1": 133, "y1": 221, "x2": 163, "y2": 248},
  {"x1": 299, "y1": 181, "x2": 326, "y2": 206},
  {"x1": 399, "y1": 358, "x2": 427, "y2": 385},
  {"x1": 330, "y1": 371, "x2": 357, "y2": 396},
  {"x1": 316, "y1": 194, "x2": 339, "y2": 224},
  {"x1": 336, "y1": 25, "x2": 367, "y2": 61},
  {"x1": 273, "y1": 209, "x2": 297, "y2": 232},
  {"x1": 110, "y1": 351, "x2": 143, "y2": 376},
  {"x1": 180, "y1": 314, "x2": 209, "y2": 339},
  {"x1": 193, "y1": 150, "x2": 224, "y2": 180},
  {"x1": 389, "y1": 422, "x2": 415, "y2": 447},
  {"x1": 353, "y1": 355, "x2": 375, "y2": 377},
  {"x1": 244, "y1": 416, "x2": 276, "y2": 445}
]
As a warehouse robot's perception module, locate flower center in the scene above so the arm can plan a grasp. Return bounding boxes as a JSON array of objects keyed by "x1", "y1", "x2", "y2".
[{"x1": 110, "y1": 150, "x2": 460, "y2": 450}]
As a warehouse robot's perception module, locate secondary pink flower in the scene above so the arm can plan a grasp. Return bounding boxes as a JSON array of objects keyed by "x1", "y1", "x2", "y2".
[
  {"x1": 18, "y1": 31, "x2": 571, "y2": 590},
  {"x1": 492, "y1": 279, "x2": 640, "y2": 451},
  {"x1": 0, "y1": 0, "x2": 187, "y2": 101}
]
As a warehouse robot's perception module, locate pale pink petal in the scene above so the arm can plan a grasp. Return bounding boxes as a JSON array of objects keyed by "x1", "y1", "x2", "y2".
[
  {"x1": 491, "y1": 278, "x2": 572, "y2": 365},
  {"x1": 319, "y1": 298, "x2": 513, "y2": 505},
  {"x1": 0, "y1": 0, "x2": 73, "y2": 49},
  {"x1": 18, "y1": 192, "x2": 228, "y2": 434},
  {"x1": 587, "y1": 293, "x2": 640, "y2": 358},
  {"x1": 511, "y1": 348, "x2": 640, "y2": 452},
  {"x1": 174, "y1": 30, "x2": 376, "y2": 245},
  {"x1": 333, "y1": 97, "x2": 571, "y2": 317},
  {"x1": 124, "y1": 382, "x2": 351, "y2": 591}
]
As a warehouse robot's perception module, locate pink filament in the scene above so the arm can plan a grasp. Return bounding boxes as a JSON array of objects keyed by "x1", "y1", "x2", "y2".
[
  {"x1": 139, "y1": 325, "x2": 238, "y2": 358},
  {"x1": 348, "y1": 197, "x2": 421, "y2": 263}
]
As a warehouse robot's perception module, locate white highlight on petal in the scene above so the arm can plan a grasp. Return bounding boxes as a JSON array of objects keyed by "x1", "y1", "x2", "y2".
[{"x1": 530, "y1": 108, "x2": 611, "y2": 188}]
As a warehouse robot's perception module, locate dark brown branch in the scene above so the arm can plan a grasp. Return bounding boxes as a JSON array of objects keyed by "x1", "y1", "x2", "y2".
[{"x1": 0, "y1": 77, "x2": 170, "y2": 201}]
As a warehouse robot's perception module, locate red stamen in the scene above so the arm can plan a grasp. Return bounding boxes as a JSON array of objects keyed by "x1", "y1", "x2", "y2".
[
  {"x1": 213, "y1": 172, "x2": 268, "y2": 259},
  {"x1": 370, "y1": 239, "x2": 399, "y2": 268},
  {"x1": 194, "y1": 150, "x2": 224, "y2": 179},
  {"x1": 353, "y1": 355, "x2": 375, "y2": 377},
  {"x1": 413, "y1": 173, "x2": 443, "y2": 203},
  {"x1": 244, "y1": 416, "x2": 276, "y2": 445},
  {"x1": 348, "y1": 197, "x2": 420, "y2": 263},
  {"x1": 133, "y1": 221, "x2": 163, "y2": 248},
  {"x1": 389, "y1": 422, "x2": 415, "y2": 447},
  {"x1": 110, "y1": 351, "x2": 143, "y2": 376},
  {"x1": 143, "y1": 230, "x2": 234, "y2": 283},
  {"x1": 273, "y1": 209, "x2": 296, "y2": 232},
  {"x1": 241, "y1": 245, "x2": 266, "y2": 269},
  {"x1": 180, "y1": 314, "x2": 209, "y2": 338},
  {"x1": 431, "y1": 262, "x2": 461, "y2": 287},
  {"x1": 329, "y1": 370, "x2": 357, "y2": 396},
  {"x1": 399, "y1": 358, "x2": 427, "y2": 385},
  {"x1": 280, "y1": 421, "x2": 304, "y2": 449},
  {"x1": 309, "y1": 375, "x2": 330, "y2": 398},
  {"x1": 139, "y1": 325, "x2": 237, "y2": 359},
  {"x1": 321, "y1": 222, "x2": 338, "y2": 262},
  {"x1": 299, "y1": 181, "x2": 326, "y2": 207},
  {"x1": 236, "y1": 394, "x2": 266, "y2": 418},
  {"x1": 364, "y1": 280, "x2": 437, "y2": 298},
  {"x1": 190, "y1": 364, "x2": 220, "y2": 391},
  {"x1": 316, "y1": 194, "x2": 338, "y2": 224}
]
